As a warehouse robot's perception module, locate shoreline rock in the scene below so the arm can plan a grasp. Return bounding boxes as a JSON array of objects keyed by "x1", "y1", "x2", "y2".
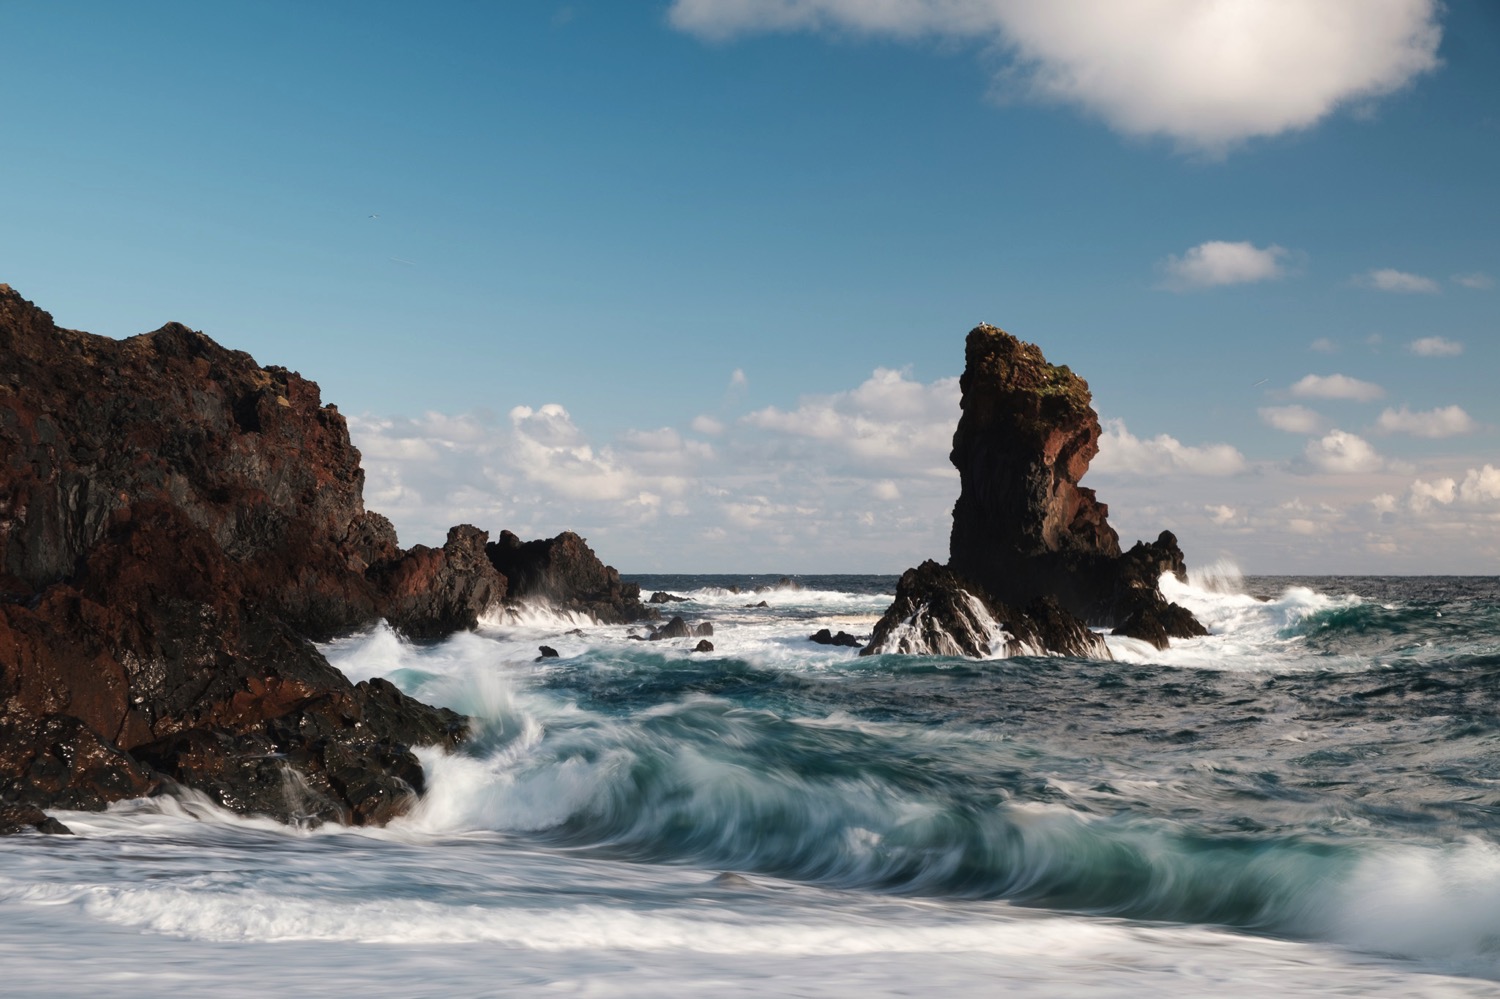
[
  {"x1": 864, "y1": 325, "x2": 1205, "y2": 659},
  {"x1": 0, "y1": 285, "x2": 644, "y2": 832}
]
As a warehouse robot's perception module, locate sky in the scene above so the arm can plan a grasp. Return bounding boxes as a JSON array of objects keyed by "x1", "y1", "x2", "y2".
[{"x1": 3, "y1": 0, "x2": 1497, "y2": 574}]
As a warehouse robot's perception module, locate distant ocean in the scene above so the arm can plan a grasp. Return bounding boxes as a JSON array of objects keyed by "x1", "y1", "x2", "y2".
[{"x1": 4, "y1": 569, "x2": 1499, "y2": 997}]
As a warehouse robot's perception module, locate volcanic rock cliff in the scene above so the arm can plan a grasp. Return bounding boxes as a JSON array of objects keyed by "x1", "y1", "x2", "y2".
[
  {"x1": 0, "y1": 285, "x2": 647, "y2": 834},
  {"x1": 863, "y1": 325, "x2": 1205, "y2": 659}
]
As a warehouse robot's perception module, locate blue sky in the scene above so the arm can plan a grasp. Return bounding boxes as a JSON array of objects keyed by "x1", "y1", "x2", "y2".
[{"x1": 3, "y1": 0, "x2": 1496, "y2": 573}]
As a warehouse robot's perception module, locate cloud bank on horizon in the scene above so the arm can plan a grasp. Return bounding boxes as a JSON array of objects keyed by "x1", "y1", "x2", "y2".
[{"x1": 668, "y1": 0, "x2": 1443, "y2": 154}]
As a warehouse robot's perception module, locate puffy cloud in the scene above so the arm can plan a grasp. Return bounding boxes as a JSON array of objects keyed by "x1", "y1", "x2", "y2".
[
  {"x1": 1452, "y1": 272, "x2": 1494, "y2": 290},
  {"x1": 1160, "y1": 241, "x2": 1290, "y2": 290},
  {"x1": 1309, "y1": 337, "x2": 1338, "y2": 354},
  {"x1": 1207, "y1": 504, "x2": 1238, "y2": 525},
  {"x1": 872, "y1": 480, "x2": 902, "y2": 501},
  {"x1": 1408, "y1": 336, "x2": 1463, "y2": 357},
  {"x1": 1289, "y1": 373, "x2": 1384, "y2": 402},
  {"x1": 1302, "y1": 429, "x2": 1383, "y2": 474},
  {"x1": 1397, "y1": 465, "x2": 1500, "y2": 516},
  {"x1": 1358, "y1": 268, "x2": 1440, "y2": 293},
  {"x1": 1259, "y1": 405, "x2": 1325, "y2": 434},
  {"x1": 1407, "y1": 476, "x2": 1456, "y2": 513},
  {"x1": 1093, "y1": 419, "x2": 1246, "y2": 477},
  {"x1": 743, "y1": 368, "x2": 960, "y2": 469},
  {"x1": 691, "y1": 414, "x2": 726, "y2": 436},
  {"x1": 1374, "y1": 404, "x2": 1476, "y2": 438},
  {"x1": 669, "y1": 0, "x2": 1442, "y2": 154}
]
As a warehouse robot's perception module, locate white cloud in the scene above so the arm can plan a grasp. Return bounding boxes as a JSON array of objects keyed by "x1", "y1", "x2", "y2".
[
  {"x1": 669, "y1": 0, "x2": 1442, "y2": 154},
  {"x1": 1093, "y1": 419, "x2": 1246, "y2": 477},
  {"x1": 1407, "y1": 476, "x2": 1456, "y2": 513},
  {"x1": 1398, "y1": 465, "x2": 1500, "y2": 515},
  {"x1": 1207, "y1": 504, "x2": 1237, "y2": 525},
  {"x1": 1161, "y1": 241, "x2": 1290, "y2": 290},
  {"x1": 1375, "y1": 404, "x2": 1476, "y2": 438},
  {"x1": 1359, "y1": 268, "x2": 1440, "y2": 293},
  {"x1": 729, "y1": 368, "x2": 748, "y2": 388},
  {"x1": 691, "y1": 414, "x2": 726, "y2": 436},
  {"x1": 1259, "y1": 405, "x2": 1325, "y2": 434},
  {"x1": 744, "y1": 367, "x2": 960, "y2": 469},
  {"x1": 1452, "y1": 272, "x2": 1494, "y2": 290},
  {"x1": 1302, "y1": 429, "x2": 1383, "y2": 474},
  {"x1": 1408, "y1": 336, "x2": 1463, "y2": 357},
  {"x1": 1289, "y1": 373, "x2": 1385, "y2": 402},
  {"x1": 872, "y1": 480, "x2": 902, "y2": 501},
  {"x1": 1309, "y1": 337, "x2": 1338, "y2": 354}
]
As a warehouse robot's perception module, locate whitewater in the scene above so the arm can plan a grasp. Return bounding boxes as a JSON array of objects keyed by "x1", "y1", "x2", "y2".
[{"x1": 3, "y1": 570, "x2": 1499, "y2": 997}]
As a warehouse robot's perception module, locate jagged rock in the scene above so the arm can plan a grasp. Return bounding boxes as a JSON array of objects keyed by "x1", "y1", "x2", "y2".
[
  {"x1": 865, "y1": 325, "x2": 1202, "y2": 659},
  {"x1": 745, "y1": 601, "x2": 769, "y2": 608},
  {"x1": 650, "y1": 616, "x2": 692, "y2": 640},
  {"x1": 536, "y1": 645, "x2": 559, "y2": 659},
  {"x1": 809, "y1": 628, "x2": 863, "y2": 648},
  {"x1": 693, "y1": 639, "x2": 714, "y2": 653},
  {"x1": 487, "y1": 530, "x2": 651, "y2": 623},
  {"x1": 368, "y1": 524, "x2": 506, "y2": 639},
  {"x1": 648, "y1": 591, "x2": 687, "y2": 604},
  {"x1": 694, "y1": 622, "x2": 713, "y2": 637},
  {"x1": 0, "y1": 803, "x2": 71, "y2": 835},
  {"x1": 0, "y1": 286, "x2": 466, "y2": 829},
  {"x1": 863, "y1": 562, "x2": 1108, "y2": 658}
]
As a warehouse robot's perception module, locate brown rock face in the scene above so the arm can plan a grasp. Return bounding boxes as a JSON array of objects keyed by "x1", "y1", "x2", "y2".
[
  {"x1": 948, "y1": 326, "x2": 1120, "y2": 603},
  {"x1": 865, "y1": 325, "x2": 1205, "y2": 658},
  {"x1": 0, "y1": 286, "x2": 464, "y2": 828},
  {"x1": 487, "y1": 530, "x2": 651, "y2": 624}
]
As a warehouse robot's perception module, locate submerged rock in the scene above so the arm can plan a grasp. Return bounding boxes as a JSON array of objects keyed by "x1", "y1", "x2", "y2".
[
  {"x1": 809, "y1": 628, "x2": 863, "y2": 649},
  {"x1": 864, "y1": 325, "x2": 1204, "y2": 659},
  {"x1": 648, "y1": 591, "x2": 688, "y2": 604}
]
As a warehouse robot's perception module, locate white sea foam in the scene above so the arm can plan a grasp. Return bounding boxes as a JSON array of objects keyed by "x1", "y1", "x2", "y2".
[{"x1": 1104, "y1": 563, "x2": 1366, "y2": 671}]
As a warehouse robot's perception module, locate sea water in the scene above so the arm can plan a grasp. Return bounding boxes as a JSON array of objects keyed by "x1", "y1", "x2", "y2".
[{"x1": 3, "y1": 571, "x2": 1499, "y2": 997}]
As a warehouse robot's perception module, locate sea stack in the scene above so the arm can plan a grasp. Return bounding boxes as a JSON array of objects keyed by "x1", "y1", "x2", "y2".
[{"x1": 863, "y1": 324, "x2": 1206, "y2": 658}]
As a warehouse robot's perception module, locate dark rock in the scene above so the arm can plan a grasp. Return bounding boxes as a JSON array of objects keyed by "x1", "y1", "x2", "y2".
[
  {"x1": 864, "y1": 561, "x2": 1107, "y2": 659},
  {"x1": 865, "y1": 325, "x2": 1203, "y2": 658},
  {"x1": 0, "y1": 286, "x2": 467, "y2": 827},
  {"x1": 537, "y1": 645, "x2": 560, "y2": 659},
  {"x1": 693, "y1": 622, "x2": 713, "y2": 638},
  {"x1": 745, "y1": 601, "x2": 769, "y2": 608},
  {"x1": 0, "y1": 803, "x2": 72, "y2": 835},
  {"x1": 650, "y1": 616, "x2": 692, "y2": 640},
  {"x1": 648, "y1": 591, "x2": 688, "y2": 604},
  {"x1": 369, "y1": 524, "x2": 506, "y2": 639},
  {"x1": 810, "y1": 628, "x2": 863, "y2": 648},
  {"x1": 693, "y1": 639, "x2": 714, "y2": 653},
  {"x1": 754, "y1": 576, "x2": 801, "y2": 593},
  {"x1": 487, "y1": 530, "x2": 651, "y2": 623}
]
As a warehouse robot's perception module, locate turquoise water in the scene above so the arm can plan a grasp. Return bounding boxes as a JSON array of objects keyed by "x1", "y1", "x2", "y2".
[{"x1": 2, "y1": 571, "x2": 1498, "y2": 996}]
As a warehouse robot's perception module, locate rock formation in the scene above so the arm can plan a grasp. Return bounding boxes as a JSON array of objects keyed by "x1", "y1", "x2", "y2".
[
  {"x1": 863, "y1": 325, "x2": 1205, "y2": 659},
  {"x1": 0, "y1": 285, "x2": 646, "y2": 832},
  {"x1": 487, "y1": 530, "x2": 652, "y2": 624}
]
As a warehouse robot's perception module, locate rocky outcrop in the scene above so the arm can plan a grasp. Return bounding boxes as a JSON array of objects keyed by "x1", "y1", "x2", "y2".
[
  {"x1": 0, "y1": 285, "x2": 474, "y2": 829},
  {"x1": 864, "y1": 325, "x2": 1204, "y2": 659},
  {"x1": 648, "y1": 616, "x2": 713, "y2": 641},
  {"x1": 487, "y1": 530, "x2": 652, "y2": 623},
  {"x1": 809, "y1": 629, "x2": 863, "y2": 649},
  {"x1": 369, "y1": 524, "x2": 507, "y2": 640}
]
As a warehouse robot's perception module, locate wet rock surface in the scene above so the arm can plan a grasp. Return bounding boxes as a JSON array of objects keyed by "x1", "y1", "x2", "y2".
[
  {"x1": 865, "y1": 326, "x2": 1204, "y2": 658},
  {"x1": 0, "y1": 286, "x2": 628, "y2": 831},
  {"x1": 488, "y1": 530, "x2": 653, "y2": 624}
]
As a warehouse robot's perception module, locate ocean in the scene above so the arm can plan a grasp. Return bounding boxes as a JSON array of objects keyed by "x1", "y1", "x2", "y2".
[{"x1": 3, "y1": 569, "x2": 1499, "y2": 997}]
